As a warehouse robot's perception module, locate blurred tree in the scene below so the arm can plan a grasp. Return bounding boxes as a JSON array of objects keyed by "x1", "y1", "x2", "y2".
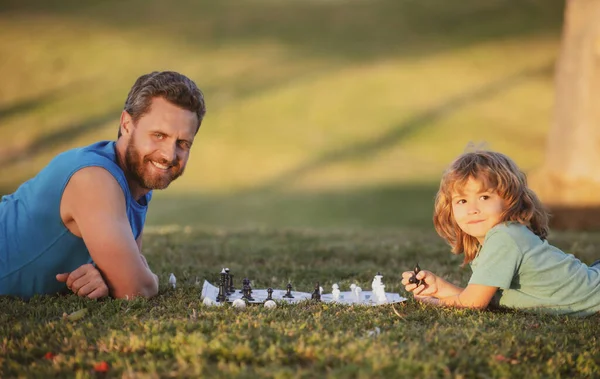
[{"x1": 530, "y1": 0, "x2": 600, "y2": 229}]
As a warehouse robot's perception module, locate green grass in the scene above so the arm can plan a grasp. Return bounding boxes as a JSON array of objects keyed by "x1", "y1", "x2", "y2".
[{"x1": 2, "y1": 228, "x2": 599, "y2": 378}]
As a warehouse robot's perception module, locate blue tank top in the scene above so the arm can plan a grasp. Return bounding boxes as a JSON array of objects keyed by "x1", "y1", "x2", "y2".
[{"x1": 0, "y1": 141, "x2": 152, "y2": 299}]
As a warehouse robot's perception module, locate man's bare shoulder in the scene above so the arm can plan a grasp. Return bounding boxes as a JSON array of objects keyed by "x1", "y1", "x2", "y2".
[
  {"x1": 66, "y1": 166, "x2": 125, "y2": 199},
  {"x1": 61, "y1": 166, "x2": 127, "y2": 225}
]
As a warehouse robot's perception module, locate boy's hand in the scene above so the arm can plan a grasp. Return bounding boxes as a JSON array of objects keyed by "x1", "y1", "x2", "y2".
[
  {"x1": 401, "y1": 269, "x2": 440, "y2": 297},
  {"x1": 56, "y1": 263, "x2": 109, "y2": 299}
]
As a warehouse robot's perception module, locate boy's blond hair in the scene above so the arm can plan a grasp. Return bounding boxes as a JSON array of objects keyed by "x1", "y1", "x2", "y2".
[{"x1": 433, "y1": 150, "x2": 549, "y2": 264}]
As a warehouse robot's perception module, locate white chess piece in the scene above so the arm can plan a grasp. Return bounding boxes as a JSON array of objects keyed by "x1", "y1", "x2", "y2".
[
  {"x1": 264, "y1": 300, "x2": 277, "y2": 309},
  {"x1": 375, "y1": 286, "x2": 387, "y2": 303},
  {"x1": 232, "y1": 299, "x2": 246, "y2": 308},
  {"x1": 202, "y1": 297, "x2": 215, "y2": 306},
  {"x1": 319, "y1": 286, "x2": 324, "y2": 295},
  {"x1": 355, "y1": 286, "x2": 362, "y2": 302},
  {"x1": 332, "y1": 284, "x2": 340, "y2": 301},
  {"x1": 169, "y1": 273, "x2": 177, "y2": 289},
  {"x1": 371, "y1": 273, "x2": 383, "y2": 292}
]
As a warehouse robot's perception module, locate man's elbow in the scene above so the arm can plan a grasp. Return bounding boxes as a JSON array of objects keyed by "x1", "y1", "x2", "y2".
[{"x1": 111, "y1": 276, "x2": 159, "y2": 300}]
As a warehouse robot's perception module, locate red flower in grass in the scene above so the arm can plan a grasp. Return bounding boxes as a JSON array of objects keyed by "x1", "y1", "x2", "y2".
[
  {"x1": 94, "y1": 361, "x2": 110, "y2": 372},
  {"x1": 43, "y1": 352, "x2": 55, "y2": 360}
]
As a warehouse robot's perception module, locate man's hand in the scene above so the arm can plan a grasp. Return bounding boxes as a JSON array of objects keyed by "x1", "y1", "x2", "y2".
[{"x1": 56, "y1": 263, "x2": 109, "y2": 299}]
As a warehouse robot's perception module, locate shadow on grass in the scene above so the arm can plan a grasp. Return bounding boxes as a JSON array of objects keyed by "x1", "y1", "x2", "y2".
[
  {"x1": 0, "y1": 109, "x2": 119, "y2": 166},
  {"x1": 258, "y1": 62, "x2": 554, "y2": 191},
  {"x1": 147, "y1": 182, "x2": 438, "y2": 229}
]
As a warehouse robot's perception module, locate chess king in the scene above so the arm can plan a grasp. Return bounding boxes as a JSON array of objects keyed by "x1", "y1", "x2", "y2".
[{"x1": 0, "y1": 71, "x2": 206, "y2": 300}]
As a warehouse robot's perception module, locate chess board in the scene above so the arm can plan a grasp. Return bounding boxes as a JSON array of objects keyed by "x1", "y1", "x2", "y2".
[{"x1": 201, "y1": 280, "x2": 407, "y2": 306}]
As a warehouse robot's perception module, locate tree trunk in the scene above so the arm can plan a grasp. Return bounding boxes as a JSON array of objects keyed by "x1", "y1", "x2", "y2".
[{"x1": 530, "y1": 0, "x2": 600, "y2": 229}]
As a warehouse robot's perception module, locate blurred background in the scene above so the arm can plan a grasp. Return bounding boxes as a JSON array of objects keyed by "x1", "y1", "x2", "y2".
[{"x1": 0, "y1": 0, "x2": 569, "y2": 230}]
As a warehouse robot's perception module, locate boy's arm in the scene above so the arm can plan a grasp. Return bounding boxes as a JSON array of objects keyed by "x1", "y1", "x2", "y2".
[
  {"x1": 62, "y1": 167, "x2": 159, "y2": 299},
  {"x1": 418, "y1": 284, "x2": 498, "y2": 309}
]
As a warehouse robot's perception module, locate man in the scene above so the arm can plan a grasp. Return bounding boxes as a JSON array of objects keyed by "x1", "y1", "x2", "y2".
[{"x1": 0, "y1": 71, "x2": 206, "y2": 300}]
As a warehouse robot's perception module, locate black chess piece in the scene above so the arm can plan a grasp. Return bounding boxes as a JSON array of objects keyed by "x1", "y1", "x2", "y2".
[
  {"x1": 240, "y1": 278, "x2": 249, "y2": 293},
  {"x1": 228, "y1": 273, "x2": 235, "y2": 293},
  {"x1": 242, "y1": 283, "x2": 255, "y2": 301},
  {"x1": 283, "y1": 283, "x2": 294, "y2": 298},
  {"x1": 267, "y1": 288, "x2": 273, "y2": 301},
  {"x1": 311, "y1": 282, "x2": 321, "y2": 301},
  {"x1": 216, "y1": 269, "x2": 228, "y2": 302},
  {"x1": 408, "y1": 262, "x2": 424, "y2": 286},
  {"x1": 224, "y1": 268, "x2": 231, "y2": 295}
]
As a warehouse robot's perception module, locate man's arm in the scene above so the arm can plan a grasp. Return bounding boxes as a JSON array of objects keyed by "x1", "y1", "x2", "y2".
[
  {"x1": 135, "y1": 231, "x2": 158, "y2": 280},
  {"x1": 61, "y1": 167, "x2": 159, "y2": 299}
]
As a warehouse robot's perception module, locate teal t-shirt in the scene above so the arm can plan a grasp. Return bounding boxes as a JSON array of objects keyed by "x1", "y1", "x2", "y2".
[{"x1": 469, "y1": 223, "x2": 600, "y2": 316}]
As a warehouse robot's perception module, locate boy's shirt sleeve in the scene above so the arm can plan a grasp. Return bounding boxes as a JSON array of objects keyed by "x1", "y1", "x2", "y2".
[{"x1": 469, "y1": 229, "x2": 523, "y2": 289}]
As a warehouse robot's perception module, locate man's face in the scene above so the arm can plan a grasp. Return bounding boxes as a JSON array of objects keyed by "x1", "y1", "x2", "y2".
[
  {"x1": 123, "y1": 97, "x2": 198, "y2": 191},
  {"x1": 451, "y1": 176, "x2": 505, "y2": 244}
]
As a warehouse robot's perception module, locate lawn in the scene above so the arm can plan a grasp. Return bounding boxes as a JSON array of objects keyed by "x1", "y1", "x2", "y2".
[
  {"x1": 3, "y1": 0, "x2": 599, "y2": 378},
  {"x1": 2, "y1": 228, "x2": 599, "y2": 378}
]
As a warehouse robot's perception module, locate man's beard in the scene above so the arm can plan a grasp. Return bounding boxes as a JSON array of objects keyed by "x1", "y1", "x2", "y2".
[{"x1": 124, "y1": 136, "x2": 184, "y2": 191}]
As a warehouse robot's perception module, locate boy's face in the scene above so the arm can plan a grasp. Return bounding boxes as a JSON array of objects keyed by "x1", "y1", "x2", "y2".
[{"x1": 451, "y1": 176, "x2": 505, "y2": 244}]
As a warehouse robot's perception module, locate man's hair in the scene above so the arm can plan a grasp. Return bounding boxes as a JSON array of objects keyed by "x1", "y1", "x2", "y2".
[
  {"x1": 433, "y1": 150, "x2": 549, "y2": 264},
  {"x1": 118, "y1": 71, "x2": 206, "y2": 138}
]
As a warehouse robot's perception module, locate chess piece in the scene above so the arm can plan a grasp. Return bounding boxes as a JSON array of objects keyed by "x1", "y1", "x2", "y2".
[
  {"x1": 311, "y1": 282, "x2": 321, "y2": 301},
  {"x1": 242, "y1": 283, "x2": 255, "y2": 301},
  {"x1": 267, "y1": 288, "x2": 274, "y2": 301},
  {"x1": 240, "y1": 278, "x2": 250, "y2": 293},
  {"x1": 372, "y1": 272, "x2": 387, "y2": 303},
  {"x1": 216, "y1": 269, "x2": 228, "y2": 302},
  {"x1": 169, "y1": 273, "x2": 177, "y2": 289},
  {"x1": 224, "y1": 268, "x2": 231, "y2": 294},
  {"x1": 202, "y1": 297, "x2": 215, "y2": 306},
  {"x1": 332, "y1": 284, "x2": 340, "y2": 301},
  {"x1": 232, "y1": 299, "x2": 246, "y2": 308},
  {"x1": 355, "y1": 286, "x2": 362, "y2": 302},
  {"x1": 228, "y1": 273, "x2": 235, "y2": 293},
  {"x1": 371, "y1": 272, "x2": 383, "y2": 292},
  {"x1": 409, "y1": 263, "x2": 424, "y2": 286},
  {"x1": 283, "y1": 283, "x2": 294, "y2": 298}
]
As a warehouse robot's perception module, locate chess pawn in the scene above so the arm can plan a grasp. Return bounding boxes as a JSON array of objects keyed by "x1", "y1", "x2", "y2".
[
  {"x1": 169, "y1": 273, "x2": 177, "y2": 289},
  {"x1": 267, "y1": 287, "x2": 274, "y2": 301},
  {"x1": 354, "y1": 286, "x2": 362, "y2": 302},
  {"x1": 332, "y1": 284, "x2": 340, "y2": 301},
  {"x1": 283, "y1": 283, "x2": 294, "y2": 298}
]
